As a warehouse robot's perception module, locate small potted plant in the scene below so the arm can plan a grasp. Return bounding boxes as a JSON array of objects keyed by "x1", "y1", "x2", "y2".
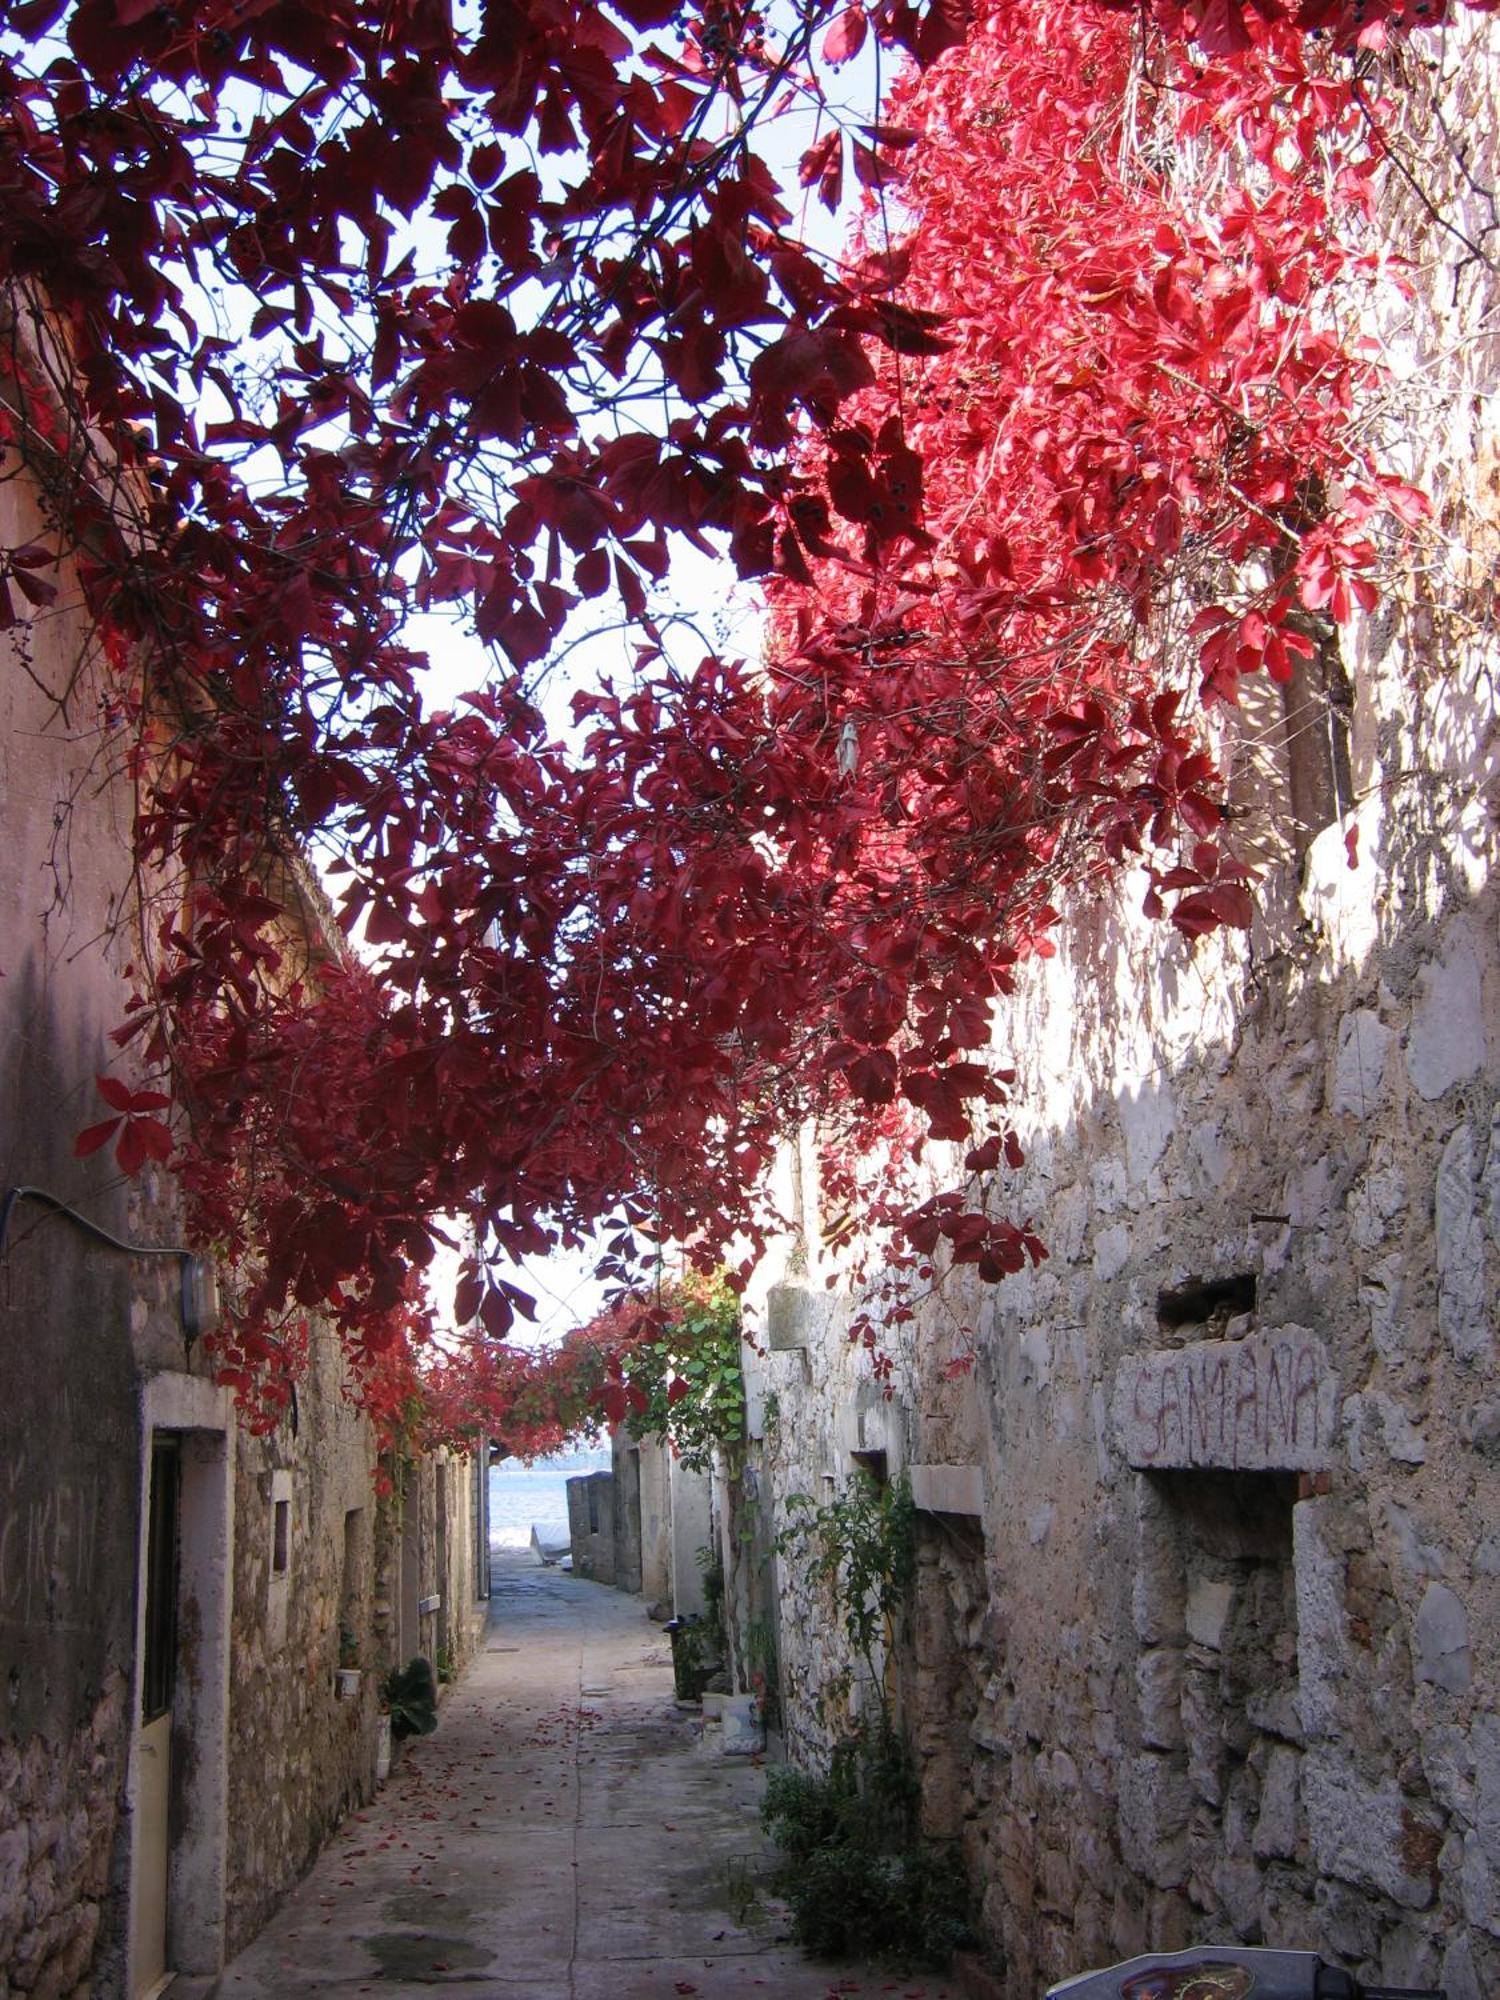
[
  {"x1": 381, "y1": 1656, "x2": 439, "y2": 1741},
  {"x1": 334, "y1": 1622, "x2": 362, "y2": 1700}
]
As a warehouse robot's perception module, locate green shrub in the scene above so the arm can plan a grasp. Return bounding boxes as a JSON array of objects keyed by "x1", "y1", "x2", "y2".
[
  {"x1": 761, "y1": 1727, "x2": 970, "y2": 1970},
  {"x1": 382, "y1": 1655, "x2": 438, "y2": 1739}
]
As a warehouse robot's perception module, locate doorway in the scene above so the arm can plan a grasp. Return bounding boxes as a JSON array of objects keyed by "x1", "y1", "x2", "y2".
[
  {"x1": 128, "y1": 1375, "x2": 233, "y2": 1996},
  {"x1": 130, "y1": 1435, "x2": 179, "y2": 1998}
]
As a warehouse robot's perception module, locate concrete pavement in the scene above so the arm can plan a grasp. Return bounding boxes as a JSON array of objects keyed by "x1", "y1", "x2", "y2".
[{"x1": 214, "y1": 1554, "x2": 957, "y2": 2000}]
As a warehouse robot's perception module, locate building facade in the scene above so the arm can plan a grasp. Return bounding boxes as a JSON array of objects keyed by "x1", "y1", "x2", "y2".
[{"x1": 0, "y1": 331, "x2": 487, "y2": 1999}]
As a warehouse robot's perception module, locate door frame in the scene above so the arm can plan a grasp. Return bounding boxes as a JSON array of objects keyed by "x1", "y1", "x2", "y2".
[{"x1": 126, "y1": 1373, "x2": 235, "y2": 1991}]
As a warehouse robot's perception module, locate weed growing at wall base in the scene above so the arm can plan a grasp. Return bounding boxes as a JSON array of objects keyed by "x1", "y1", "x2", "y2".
[{"x1": 762, "y1": 1727, "x2": 971, "y2": 1968}]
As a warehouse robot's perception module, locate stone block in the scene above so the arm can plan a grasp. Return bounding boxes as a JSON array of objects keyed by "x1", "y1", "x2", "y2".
[
  {"x1": 1136, "y1": 1648, "x2": 1183, "y2": 1750},
  {"x1": 0, "y1": 1822, "x2": 28, "y2": 1909},
  {"x1": 1186, "y1": 1578, "x2": 1234, "y2": 1651},
  {"x1": 1119, "y1": 1079, "x2": 1175, "y2": 1189},
  {"x1": 1114, "y1": 1327, "x2": 1337, "y2": 1471},
  {"x1": 1440, "y1": 1935, "x2": 1483, "y2": 2000},
  {"x1": 1461, "y1": 1834, "x2": 1500, "y2": 1934},
  {"x1": 1345, "y1": 1391, "x2": 1428, "y2": 1470},
  {"x1": 1414, "y1": 1581, "x2": 1472, "y2": 1695},
  {"x1": 1132, "y1": 1483, "x2": 1185, "y2": 1647},
  {"x1": 909, "y1": 1463, "x2": 984, "y2": 1517},
  {"x1": 1211, "y1": 1852, "x2": 1264, "y2": 1936},
  {"x1": 1303, "y1": 1749, "x2": 1436, "y2": 1909},
  {"x1": 1330, "y1": 1009, "x2": 1393, "y2": 1118},
  {"x1": 1118, "y1": 1752, "x2": 1193, "y2": 1888},
  {"x1": 1407, "y1": 925, "x2": 1486, "y2": 1102},
  {"x1": 1437, "y1": 1124, "x2": 1492, "y2": 1366},
  {"x1": 765, "y1": 1283, "x2": 825, "y2": 1351},
  {"x1": 1092, "y1": 1223, "x2": 1132, "y2": 1283},
  {"x1": 1253, "y1": 1745, "x2": 1303, "y2": 1861}
]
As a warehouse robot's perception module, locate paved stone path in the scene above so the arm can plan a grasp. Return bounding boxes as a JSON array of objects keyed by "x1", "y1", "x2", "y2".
[{"x1": 215, "y1": 1554, "x2": 955, "y2": 2000}]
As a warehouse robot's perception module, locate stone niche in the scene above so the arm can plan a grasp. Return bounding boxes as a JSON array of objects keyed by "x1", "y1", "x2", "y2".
[
  {"x1": 1127, "y1": 1467, "x2": 1304, "y2": 1929},
  {"x1": 1113, "y1": 1325, "x2": 1339, "y2": 1474}
]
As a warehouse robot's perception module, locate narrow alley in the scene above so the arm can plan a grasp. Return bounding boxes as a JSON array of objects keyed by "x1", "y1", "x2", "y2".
[{"x1": 215, "y1": 1556, "x2": 950, "y2": 2000}]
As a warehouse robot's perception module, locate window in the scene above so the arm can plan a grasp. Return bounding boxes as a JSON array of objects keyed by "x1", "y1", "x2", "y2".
[
  {"x1": 142, "y1": 1436, "x2": 181, "y2": 1723},
  {"x1": 272, "y1": 1498, "x2": 290, "y2": 1575}
]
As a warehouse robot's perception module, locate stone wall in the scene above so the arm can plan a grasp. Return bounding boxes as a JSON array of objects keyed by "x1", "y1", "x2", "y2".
[
  {"x1": 567, "y1": 1471, "x2": 617, "y2": 1582},
  {"x1": 0, "y1": 444, "x2": 196, "y2": 1999},
  {"x1": 0, "y1": 376, "x2": 484, "y2": 1991},
  {"x1": 224, "y1": 1330, "x2": 386, "y2": 1957},
  {"x1": 749, "y1": 21, "x2": 1500, "y2": 1997},
  {"x1": 0, "y1": 1680, "x2": 126, "y2": 2000}
]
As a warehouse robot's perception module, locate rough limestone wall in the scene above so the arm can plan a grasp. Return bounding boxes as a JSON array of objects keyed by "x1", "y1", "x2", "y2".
[
  {"x1": 0, "y1": 1680, "x2": 126, "y2": 2000},
  {"x1": 943, "y1": 25, "x2": 1500, "y2": 1991},
  {"x1": 436, "y1": 1451, "x2": 485, "y2": 1681},
  {"x1": 743, "y1": 1128, "x2": 927, "y2": 1767},
  {"x1": 224, "y1": 1327, "x2": 383, "y2": 1956},
  {"x1": 753, "y1": 18, "x2": 1500, "y2": 1996}
]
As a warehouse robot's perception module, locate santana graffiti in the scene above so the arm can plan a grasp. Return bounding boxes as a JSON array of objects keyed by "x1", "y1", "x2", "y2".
[{"x1": 1113, "y1": 1328, "x2": 1338, "y2": 1473}]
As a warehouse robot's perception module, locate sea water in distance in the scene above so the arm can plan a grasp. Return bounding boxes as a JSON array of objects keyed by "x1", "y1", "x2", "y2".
[{"x1": 488, "y1": 1445, "x2": 611, "y2": 1551}]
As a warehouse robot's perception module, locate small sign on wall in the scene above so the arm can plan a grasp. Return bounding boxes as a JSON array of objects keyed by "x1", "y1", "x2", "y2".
[{"x1": 1113, "y1": 1327, "x2": 1338, "y2": 1473}]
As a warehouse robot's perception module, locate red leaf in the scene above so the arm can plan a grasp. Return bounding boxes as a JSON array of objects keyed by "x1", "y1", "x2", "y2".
[
  {"x1": 821, "y1": 4, "x2": 867, "y2": 63},
  {"x1": 74, "y1": 1117, "x2": 123, "y2": 1158}
]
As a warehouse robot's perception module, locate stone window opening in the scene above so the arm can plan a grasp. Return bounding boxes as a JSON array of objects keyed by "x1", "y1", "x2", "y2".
[
  {"x1": 339, "y1": 1508, "x2": 366, "y2": 1666},
  {"x1": 267, "y1": 1468, "x2": 294, "y2": 1650},
  {"x1": 850, "y1": 1446, "x2": 889, "y2": 1489},
  {"x1": 1156, "y1": 1272, "x2": 1256, "y2": 1340}
]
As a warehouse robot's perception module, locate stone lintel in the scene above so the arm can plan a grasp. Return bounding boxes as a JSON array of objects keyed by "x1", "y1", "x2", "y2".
[
  {"x1": 1113, "y1": 1326, "x2": 1338, "y2": 1473},
  {"x1": 910, "y1": 1463, "x2": 984, "y2": 1517}
]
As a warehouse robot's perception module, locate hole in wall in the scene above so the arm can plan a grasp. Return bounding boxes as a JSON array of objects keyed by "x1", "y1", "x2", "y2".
[{"x1": 1156, "y1": 1272, "x2": 1257, "y2": 1332}]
